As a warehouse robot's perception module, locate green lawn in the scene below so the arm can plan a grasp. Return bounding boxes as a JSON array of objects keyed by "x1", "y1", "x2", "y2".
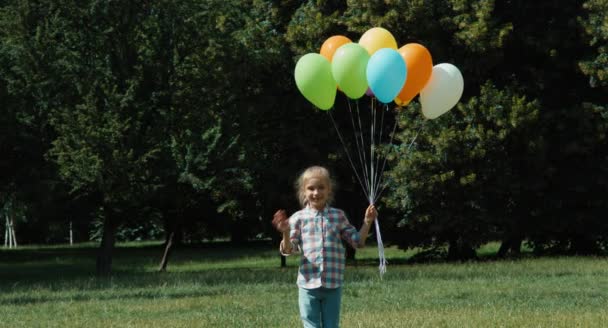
[{"x1": 1, "y1": 242, "x2": 607, "y2": 327}]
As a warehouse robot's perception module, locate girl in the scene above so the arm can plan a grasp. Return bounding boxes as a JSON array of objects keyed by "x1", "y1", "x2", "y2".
[{"x1": 273, "y1": 166, "x2": 377, "y2": 328}]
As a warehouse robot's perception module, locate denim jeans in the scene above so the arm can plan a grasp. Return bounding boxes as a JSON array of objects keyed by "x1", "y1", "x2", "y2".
[{"x1": 298, "y1": 286, "x2": 343, "y2": 328}]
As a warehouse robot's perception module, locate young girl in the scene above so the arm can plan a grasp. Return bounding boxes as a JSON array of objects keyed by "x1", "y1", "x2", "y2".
[{"x1": 273, "y1": 166, "x2": 377, "y2": 328}]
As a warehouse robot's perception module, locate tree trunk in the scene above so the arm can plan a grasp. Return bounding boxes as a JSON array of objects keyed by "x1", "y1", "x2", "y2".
[
  {"x1": 510, "y1": 239, "x2": 522, "y2": 256},
  {"x1": 69, "y1": 221, "x2": 73, "y2": 245},
  {"x1": 447, "y1": 239, "x2": 476, "y2": 261},
  {"x1": 230, "y1": 222, "x2": 248, "y2": 245},
  {"x1": 4, "y1": 215, "x2": 9, "y2": 247},
  {"x1": 497, "y1": 241, "x2": 508, "y2": 257},
  {"x1": 8, "y1": 215, "x2": 17, "y2": 248},
  {"x1": 96, "y1": 217, "x2": 116, "y2": 276},
  {"x1": 498, "y1": 237, "x2": 522, "y2": 258},
  {"x1": 10, "y1": 219, "x2": 17, "y2": 247},
  {"x1": 158, "y1": 232, "x2": 175, "y2": 272},
  {"x1": 570, "y1": 236, "x2": 599, "y2": 255}
]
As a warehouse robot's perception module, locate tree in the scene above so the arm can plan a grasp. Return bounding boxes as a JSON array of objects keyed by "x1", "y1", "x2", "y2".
[
  {"x1": 1, "y1": 0, "x2": 607, "y2": 264},
  {"x1": 348, "y1": 0, "x2": 608, "y2": 257},
  {"x1": 0, "y1": 0, "x2": 88, "y2": 245},
  {"x1": 385, "y1": 83, "x2": 539, "y2": 259},
  {"x1": 579, "y1": 0, "x2": 608, "y2": 89}
]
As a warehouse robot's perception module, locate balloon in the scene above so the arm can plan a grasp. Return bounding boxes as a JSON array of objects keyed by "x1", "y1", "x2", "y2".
[
  {"x1": 395, "y1": 43, "x2": 433, "y2": 106},
  {"x1": 420, "y1": 63, "x2": 464, "y2": 119},
  {"x1": 294, "y1": 53, "x2": 337, "y2": 110},
  {"x1": 366, "y1": 87, "x2": 374, "y2": 97},
  {"x1": 320, "y1": 35, "x2": 352, "y2": 62},
  {"x1": 358, "y1": 27, "x2": 398, "y2": 55},
  {"x1": 331, "y1": 43, "x2": 370, "y2": 99},
  {"x1": 366, "y1": 48, "x2": 407, "y2": 103}
]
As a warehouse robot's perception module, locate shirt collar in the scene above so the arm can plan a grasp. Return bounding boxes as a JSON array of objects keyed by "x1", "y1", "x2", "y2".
[{"x1": 306, "y1": 205, "x2": 329, "y2": 216}]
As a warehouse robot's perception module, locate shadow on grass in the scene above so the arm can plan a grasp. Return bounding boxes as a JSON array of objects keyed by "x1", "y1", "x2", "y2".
[
  {"x1": 1, "y1": 287, "x2": 244, "y2": 307},
  {"x1": 0, "y1": 240, "x2": 280, "y2": 276},
  {"x1": 0, "y1": 241, "x2": 298, "y2": 292},
  {"x1": 0, "y1": 265, "x2": 299, "y2": 306},
  {"x1": 0, "y1": 286, "x2": 226, "y2": 306},
  {"x1": 0, "y1": 239, "x2": 279, "y2": 263},
  {"x1": 3, "y1": 241, "x2": 606, "y2": 305}
]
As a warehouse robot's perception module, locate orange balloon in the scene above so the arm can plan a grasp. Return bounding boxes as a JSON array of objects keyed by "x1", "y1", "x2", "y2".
[
  {"x1": 320, "y1": 35, "x2": 352, "y2": 62},
  {"x1": 396, "y1": 43, "x2": 433, "y2": 106},
  {"x1": 394, "y1": 97, "x2": 405, "y2": 107}
]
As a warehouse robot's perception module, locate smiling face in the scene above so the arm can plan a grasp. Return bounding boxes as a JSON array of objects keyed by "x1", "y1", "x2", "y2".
[
  {"x1": 296, "y1": 166, "x2": 335, "y2": 208},
  {"x1": 304, "y1": 176, "x2": 330, "y2": 210}
]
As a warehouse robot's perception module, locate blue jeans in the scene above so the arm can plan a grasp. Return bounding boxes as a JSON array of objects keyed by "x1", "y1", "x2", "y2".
[{"x1": 298, "y1": 287, "x2": 343, "y2": 328}]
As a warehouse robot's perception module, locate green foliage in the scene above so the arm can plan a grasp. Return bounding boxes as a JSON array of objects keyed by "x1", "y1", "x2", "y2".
[
  {"x1": 0, "y1": 0, "x2": 607, "y2": 264},
  {"x1": 0, "y1": 0, "x2": 81, "y2": 243},
  {"x1": 579, "y1": 0, "x2": 608, "y2": 87},
  {"x1": 526, "y1": 100, "x2": 608, "y2": 254},
  {"x1": 286, "y1": 1, "x2": 342, "y2": 55},
  {"x1": 386, "y1": 83, "x2": 540, "y2": 255},
  {"x1": 449, "y1": 0, "x2": 513, "y2": 52}
]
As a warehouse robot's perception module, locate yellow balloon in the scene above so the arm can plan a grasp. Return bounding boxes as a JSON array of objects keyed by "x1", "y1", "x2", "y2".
[{"x1": 358, "y1": 27, "x2": 398, "y2": 55}]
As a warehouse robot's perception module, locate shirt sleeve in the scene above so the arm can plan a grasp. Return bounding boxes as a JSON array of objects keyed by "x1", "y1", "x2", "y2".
[
  {"x1": 279, "y1": 213, "x2": 301, "y2": 256},
  {"x1": 339, "y1": 210, "x2": 361, "y2": 249}
]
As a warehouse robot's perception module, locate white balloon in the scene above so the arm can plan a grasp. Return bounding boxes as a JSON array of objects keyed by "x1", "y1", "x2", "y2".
[{"x1": 419, "y1": 63, "x2": 464, "y2": 119}]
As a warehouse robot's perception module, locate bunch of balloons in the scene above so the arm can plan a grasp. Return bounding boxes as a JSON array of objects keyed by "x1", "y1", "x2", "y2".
[{"x1": 294, "y1": 27, "x2": 464, "y2": 119}]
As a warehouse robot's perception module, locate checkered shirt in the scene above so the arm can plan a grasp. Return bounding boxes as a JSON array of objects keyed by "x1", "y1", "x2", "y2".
[{"x1": 280, "y1": 206, "x2": 361, "y2": 289}]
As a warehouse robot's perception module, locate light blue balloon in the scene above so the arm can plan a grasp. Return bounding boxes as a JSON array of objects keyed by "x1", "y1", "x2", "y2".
[{"x1": 366, "y1": 48, "x2": 407, "y2": 103}]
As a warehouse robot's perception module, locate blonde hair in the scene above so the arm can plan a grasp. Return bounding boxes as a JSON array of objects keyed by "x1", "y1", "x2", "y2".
[{"x1": 295, "y1": 166, "x2": 335, "y2": 208}]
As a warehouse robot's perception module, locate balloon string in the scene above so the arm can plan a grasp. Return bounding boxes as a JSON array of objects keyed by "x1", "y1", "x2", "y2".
[
  {"x1": 328, "y1": 110, "x2": 369, "y2": 200},
  {"x1": 348, "y1": 101, "x2": 371, "y2": 197},
  {"x1": 374, "y1": 120, "x2": 423, "y2": 203},
  {"x1": 374, "y1": 104, "x2": 390, "y2": 200},
  {"x1": 358, "y1": 99, "x2": 371, "y2": 194},
  {"x1": 331, "y1": 97, "x2": 424, "y2": 278},
  {"x1": 372, "y1": 108, "x2": 395, "y2": 203},
  {"x1": 375, "y1": 217, "x2": 387, "y2": 278},
  {"x1": 372, "y1": 105, "x2": 387, "y2": 200},
  {"x1": 368, "y1": 101, "x2": 379, "y2": 198}
]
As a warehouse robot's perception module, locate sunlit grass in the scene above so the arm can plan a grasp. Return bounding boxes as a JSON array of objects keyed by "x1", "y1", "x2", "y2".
[{"x1": 1, "y1": 242, "x2": 607, "y2": 327}]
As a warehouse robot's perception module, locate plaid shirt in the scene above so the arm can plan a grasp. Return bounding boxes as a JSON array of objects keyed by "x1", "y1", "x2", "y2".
[{"x1": 280, "y1": 206, "x2": 361, "y2": 289}]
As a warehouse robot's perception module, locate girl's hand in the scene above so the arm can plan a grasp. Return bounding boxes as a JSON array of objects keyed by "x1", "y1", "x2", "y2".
[
  {"x1": 364, "y1": 205, "x2": 377, "y2": 224},
  {"x1": 272, "y1": 209, "x2": 289, "y2": 233}
]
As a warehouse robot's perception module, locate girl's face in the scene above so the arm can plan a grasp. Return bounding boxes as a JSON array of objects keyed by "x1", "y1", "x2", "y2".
[{"x1": 304, "y1": 177, "x2": 330, "y2": 210}]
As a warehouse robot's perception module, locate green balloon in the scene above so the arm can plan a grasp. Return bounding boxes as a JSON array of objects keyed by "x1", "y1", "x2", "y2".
[
  {"x1": 331, "y1": 43, "x2": 370, "y2": 99},
  {"x1": 294, "y1": 53, "x2": 336, "y2": 110}
]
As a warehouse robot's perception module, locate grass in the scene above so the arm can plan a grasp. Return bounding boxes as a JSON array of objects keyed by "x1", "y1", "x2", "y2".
[{"x1": 1, "y1": 242, "x2": 607, "y2": 327}]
